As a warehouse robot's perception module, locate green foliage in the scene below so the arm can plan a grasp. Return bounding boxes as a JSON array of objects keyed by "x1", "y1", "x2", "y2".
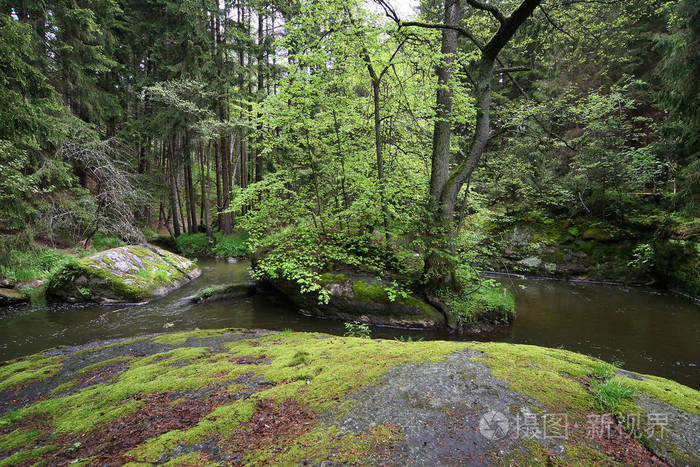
[
  {"x1": 0, "y1": 238, "x2": 74, "y2": 283},
  {"x1": 176, "y1": 233, "x2": 212, "y2": 255},
  {"x1": 176, "y1": 232, "x2": 249, "y2": 257},
  {"x1": 439, "y1": 280, "x2": 515, "y2": 326},
  {"x1": 590, "y1": 378, "x2": 636, "y2": 412},
  {"x1": 343, "y1": 321, "x2": 371, "y2": 339},
  {"x1": 628, "y1": 243, "x2": 655, "y2": 271},
  {"x1": 212, "y1": 232, "x2": 250, "y2": 257},
  {"x1": 92, "y1": 235, "x2": 125, "y2": 251},
  {"x1": 591, "y1": 362, "x2": 615, "y2": 379}
]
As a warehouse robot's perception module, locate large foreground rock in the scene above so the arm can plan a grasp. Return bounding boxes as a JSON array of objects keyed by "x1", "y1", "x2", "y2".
[
  {"x1": 46, "y1": 244, "x2": 201, "y2": 304},
  {"x1": 0, "y1": 330, "x2": 697, "y2": 465}
]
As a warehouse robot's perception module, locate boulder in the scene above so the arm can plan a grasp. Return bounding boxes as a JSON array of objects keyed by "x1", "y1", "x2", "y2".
[
  {"x1": 581, "y1": 227, "x2": 614, "y2": 242},
  {"x1": 0, "y1": 287, "x2": 29, "y2": 306},
  {"x1": 518, "y1": 256, "x2": 542, "y2": 269},
  {"x1": 46, "y1": 245, "x2": 201, "y2": 304},
  {"x1": 270, "y1": 274, "x2": 444, "y2": 329}
]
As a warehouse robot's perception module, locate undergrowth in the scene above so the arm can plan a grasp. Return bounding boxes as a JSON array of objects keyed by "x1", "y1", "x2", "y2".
[{"x1": 176, "y1": 232, "x2": 249, "y2": 257}]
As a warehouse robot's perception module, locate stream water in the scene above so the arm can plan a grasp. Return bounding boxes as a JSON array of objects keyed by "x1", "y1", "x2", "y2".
[{"x1": 1, "y1": 260, "x2": 698, "y2": 388}]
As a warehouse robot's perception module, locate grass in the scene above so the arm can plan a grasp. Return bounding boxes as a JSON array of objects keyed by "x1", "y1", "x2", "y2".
[
  {"x1": 590, "y1": 378, "x2": 636, "y2": 412},
  {"x1": 591, "y1": 362, "x2": 615, "y2": 379}
]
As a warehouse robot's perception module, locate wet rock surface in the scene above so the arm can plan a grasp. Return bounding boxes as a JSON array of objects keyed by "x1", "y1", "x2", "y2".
[{"x1": 337, "y1": 349, "x2": 537, "y2": 465}]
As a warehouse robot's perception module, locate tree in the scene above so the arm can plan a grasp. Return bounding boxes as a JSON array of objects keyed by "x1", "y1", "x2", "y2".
[{"x1": 379, "y1": 0, "x2": 542, "y2": 287}]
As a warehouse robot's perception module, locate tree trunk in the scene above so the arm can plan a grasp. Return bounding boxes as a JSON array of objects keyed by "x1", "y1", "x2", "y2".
[{"x1": 423, "y1": 0, "x2": 541, "y2": 289}]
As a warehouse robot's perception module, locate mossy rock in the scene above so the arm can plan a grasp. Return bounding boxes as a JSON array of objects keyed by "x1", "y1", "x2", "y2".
[
  {"x1": 191, "y1": 282, "x2": 256, "y2": 303},
  {"x1": 46, "y1": 245, "x2": 201, "y2": 304},
  {"x1": 0, "y1": 287, "x2": 29, "y2": 306},
  {"x1": 0, "y1": 330, "x2": 698, "y2": 465},
  {"x1": 270, "y1": 275, "x2": 444, "y2": 329},
  {"x1": 654, "y1": 239, "x2": 700, "y2": 298},
  {"x1": 581, "y1": 227, "x2": 615, "y2": 242}
]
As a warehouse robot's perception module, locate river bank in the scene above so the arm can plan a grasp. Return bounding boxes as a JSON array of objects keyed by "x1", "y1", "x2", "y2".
[{"x1": 1, "y1": 329, "x2": 698, "y2": 465}]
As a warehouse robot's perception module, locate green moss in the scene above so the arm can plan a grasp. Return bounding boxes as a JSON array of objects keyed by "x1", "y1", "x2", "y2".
[
  {"x1": 2, "y1": 331, "x2": 698, "y2": 464},
  {"x1": 500, "y1": 439, "x2": 611, "y2": 466},
  {"x1": 246, "y1": 424, "x2": 400, "y2": 465},
  {"x1": 161, "y1": 452, "x2": 218, "y2": 466},
  {"x1": 625, "y1": 373, "x2": 700, "y2": 415},
  {"x1": 352, "y1": 280, "x2": 390, "y2": 304},
  {"x1": 0, "y1": 354, "x2": 64, "y2": 392},
  {"x1": 0, "y1": 445, "x2": 56, "y2": 466},
  {"x1": 471, "y1": 342, "x2": 599, "y2": 416},
  {"x1": 0, "y1": 428, "x2": 43, "y2": 452},
  {"x1": 318, "y1": 272, "x2": 348, "y2": 286},
  {"x1": 151, "y1": 329, "x2": 229, "y2": 345}
]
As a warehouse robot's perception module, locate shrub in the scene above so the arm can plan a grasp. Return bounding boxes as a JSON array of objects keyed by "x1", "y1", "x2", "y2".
[
  {"x1": 0, "y1": 240, "x2": 74, "y2": 282},
  {"x1": 212, "y1": 232, "x2": 249, "y2": 257},
  {"x1": 175, "y1": 232, "x2": 249, "y2": 257},
  {"x1": 344, "y1": 321, "x2": 371, "y2": 339},
  {"x1": 176, "y1": 233, "x2": 211, "y2": 255},
  {"x1": 92, "y1": 235, "x2": 125, "y2": 251},
  {"x1": 440, "y1": 281, "x2": 515, "y2": 326}
]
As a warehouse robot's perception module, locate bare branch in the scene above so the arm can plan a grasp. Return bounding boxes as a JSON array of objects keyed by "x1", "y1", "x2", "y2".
[
  {"x1": 465, "y1": 0, "x2": 505, "y2": 24},
  {"x1": 494, "y1": 66, "x2": 530, "y2": 73}
]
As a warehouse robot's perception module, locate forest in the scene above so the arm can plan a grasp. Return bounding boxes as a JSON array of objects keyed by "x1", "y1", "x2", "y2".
[{"x1": 0, "y1": 0, "x2": 699, "y2": 464}]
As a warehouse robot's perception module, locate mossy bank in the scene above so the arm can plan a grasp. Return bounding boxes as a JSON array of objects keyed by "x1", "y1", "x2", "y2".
[
  {"x1": 480, "y1": 216, "x2": 700, "y2": 299},
  {"x1": 46, "y1": 245, "x2": 201, "y2": 304},
  {"x1": 1, "y1": 329, "x2": 697, "y2": 466},
  {"x1": 269, "y1": 273, "x2": 514, "y2": 332}
]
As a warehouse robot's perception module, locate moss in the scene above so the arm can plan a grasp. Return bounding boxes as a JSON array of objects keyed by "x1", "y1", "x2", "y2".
[
  {"x1": 0, "y1": 445, "x2": 56, "y2": 466},
  {"x1": 2, "y1": 330, "x2": 698, "y2": 464},
  {"x1": 0, "y1": 354, "x2": 65, "y2": 392},
  {"x1": 352, "y1": 280, "x2": 391, "y2": 304},
  {"x1": 470, "y1": 342, "x2": 601, "y2": 417},
  {"x1": 624, "y1": 373, "x2": 700, "y2": 415},
  {"x1": 500, "y1": 439, "x2": 611, "y2": 466},
  {"x1": 161, "y1": 452, "x2": 218, "y2": 466},
  {"x1": 318, "y1": 272, "x2": 348, "y2": 286},
  {"x1": 245, "y1": 424, "x2": 400, "y2": 465},
  {"x1": 151, "y1": 329, "x2": 229, "y2": 345},
  {"x1": 0, "y1": 428, "x2": 43, "y2": 452}
]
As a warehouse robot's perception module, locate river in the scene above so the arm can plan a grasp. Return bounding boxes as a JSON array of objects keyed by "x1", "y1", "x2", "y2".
[{"x1": 1, "y1": 260, "x2": 698, "y2": 389}]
